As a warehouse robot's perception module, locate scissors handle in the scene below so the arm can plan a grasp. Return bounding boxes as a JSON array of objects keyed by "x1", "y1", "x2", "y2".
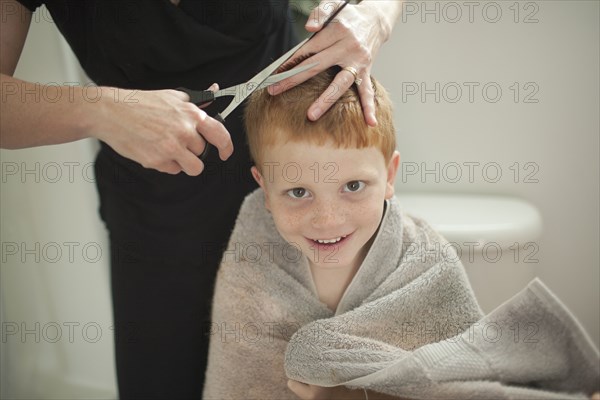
[
  {"x1": 176, "y1": 87, "x2": 215, "y2": 106},
  {"x1": 174, "y1": 87, "x2": 223, "y2": 160},
  {"x1": 198, "y1": 113, "x2": 225, "y2": 161}
]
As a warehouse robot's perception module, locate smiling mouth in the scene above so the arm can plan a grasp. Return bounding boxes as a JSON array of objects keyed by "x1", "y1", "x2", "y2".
[{"x1": 310, "y1": 233, "x2": 351, "y2": 245}]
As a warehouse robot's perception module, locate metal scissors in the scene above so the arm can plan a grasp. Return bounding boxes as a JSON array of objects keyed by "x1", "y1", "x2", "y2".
[
  {"x1": 177, "y1": 0, "x2": 350, "y2": 160},
  {"x1": 178, "y1": 62, "x2": 317, "y2": 110}
]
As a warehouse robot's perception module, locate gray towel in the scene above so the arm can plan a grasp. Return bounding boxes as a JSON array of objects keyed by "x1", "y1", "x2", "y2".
[
  {"x1": 285, "y1": 278, "x2": 600, "y2": 399},
  {"x1": 203, "y1": 188, "x2": 482, "y2": 399}
]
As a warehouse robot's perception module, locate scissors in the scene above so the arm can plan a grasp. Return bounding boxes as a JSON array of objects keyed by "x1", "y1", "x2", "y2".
[
  {"x1": 178, "y1": 62, "x2": 317, "y2": 110},
  {"x1": 177, "y1": 0, "x2": 350, "y2": 160}
]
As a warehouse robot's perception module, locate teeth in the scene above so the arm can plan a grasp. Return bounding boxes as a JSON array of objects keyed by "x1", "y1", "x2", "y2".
[
  {"x1": 317, "y1": 237, "x2": 340, "y2": 244},
  {"x1": 315, "y1": 235, "x2": 348, "y2": 244}
]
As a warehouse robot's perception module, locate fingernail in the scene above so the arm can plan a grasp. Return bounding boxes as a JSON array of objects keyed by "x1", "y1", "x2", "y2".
[
  {"x1": 371, "y1": 113, "x2": 378, "y2": 127},
  {"x1": 222, "y1": 145, "x2": 234, "y2": 161},
  {"x1": 306, "y1": 18, "x2": 318, "y2": 28},
  {"x1": 310, "y1": 107, "x2": 322, "y2": 120}
]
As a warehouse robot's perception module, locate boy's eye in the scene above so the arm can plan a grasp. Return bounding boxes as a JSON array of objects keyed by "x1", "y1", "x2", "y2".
[
  {"x1": 287, "y1": 188, "x2": 309, "y2": 198},
  {"x1": 344, "y1": 181, "x2": 365, "y2": 192}
]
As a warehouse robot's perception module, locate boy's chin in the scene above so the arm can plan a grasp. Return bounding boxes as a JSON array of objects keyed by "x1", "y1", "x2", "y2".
[{"x1": 305, "y1": 254, "x2": 359, "y2": 270}]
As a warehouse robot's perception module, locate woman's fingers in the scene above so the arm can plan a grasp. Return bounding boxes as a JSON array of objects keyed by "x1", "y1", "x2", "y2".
[
  {"x1": 170, "y1": 88, "x2": 189, "y2": 100},
  {"x1": 268, "y1": 29, "x2": 340, "y2": 96},
  {"x1": 186, "y1": 130, "x2": 208, "y2": 158},
  {"x1": 269, "y1": 1, "x2": 348, "y2": 96},
  {"x1": 287, "y1": 379, "x2": 312, "y2": 398},
  {"x1": 198, "y1": 83, "x2": 219, "y2": 109},
  {"x1": 194, "y1": 109, "x2": 233, "y2": 161},
  {"x1": 176, "y1": 147, "x2": 206, "y2": 176},
  {"x1": 268, "y1": 55, "x2": 323, "y2": 96},
  {"x1": 307, "y1": 65, "x2": 354, "y2": 121},
  {"x1": 96, "y1": 87, "x2": 234, "y2": 176},
  {"x1": 270, "y1": 0, "x2": 382, "y2": 124},
  {"x1": 305, "y1": 0, "x2": 347, "y2": 32},
  {"x1": 356, "y1": 68, "x2": 377, "y2": 126},
  {"x1": 267, "y1": 27, "x2": 348, "y2": 97},
  {"x1": 155, "y1": 160, "x2": 184, "y2": 175}
]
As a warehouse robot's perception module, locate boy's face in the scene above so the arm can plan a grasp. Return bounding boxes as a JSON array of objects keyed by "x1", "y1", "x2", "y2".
[{"x1": 251, "y1": 138, "x2": 400, "y2": 271}]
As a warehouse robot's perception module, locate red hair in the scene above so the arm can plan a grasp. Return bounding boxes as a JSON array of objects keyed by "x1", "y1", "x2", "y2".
[{"x1": 244, "y1": 66, "x2": 396, "y2": 172}]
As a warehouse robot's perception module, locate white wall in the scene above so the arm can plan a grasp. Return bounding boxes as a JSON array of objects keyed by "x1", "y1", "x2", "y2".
[
  {"x1": 0, "y1": 6, "x2": 116, "y2": 399},
  {"x1": 1, "y1": 1, "x2": 598, "y2": 398}
]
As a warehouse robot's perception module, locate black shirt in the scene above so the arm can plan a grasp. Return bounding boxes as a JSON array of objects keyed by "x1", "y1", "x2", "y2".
[
  {"x1": 17, "y1": 0, "x2": 297, "y2": 260},
  {"x1": 18, "y1": 0, "x2": 295, "y2": 89}
]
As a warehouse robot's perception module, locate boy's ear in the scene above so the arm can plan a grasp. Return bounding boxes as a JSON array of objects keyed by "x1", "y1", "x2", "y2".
[
  {"x1": 385, "y1": 151, "x2": 400, "y2": 200},
  {"x1": 251, "y1": 166, "x2": 264, "y2": 188},
  {"x1": 251, "y1": 166, "x2": 271, "y2": 210}
]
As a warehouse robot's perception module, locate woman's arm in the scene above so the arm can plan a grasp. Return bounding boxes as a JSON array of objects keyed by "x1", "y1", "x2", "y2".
[{"x1": 0, "y1": 0, "x2": 232, "y2": 176}]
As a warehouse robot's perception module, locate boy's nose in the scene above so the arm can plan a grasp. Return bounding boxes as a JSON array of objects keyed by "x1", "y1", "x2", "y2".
[{"x1": 310, "y1": 201, "x2": 346, "y2": 229}]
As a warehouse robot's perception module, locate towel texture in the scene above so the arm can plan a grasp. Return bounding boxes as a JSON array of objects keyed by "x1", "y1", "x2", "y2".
[
  {"x1": 286, "y1": 278, "x2": 600, "y2": 399},
  {"x1": 203, "y1": 189, "x2": 482, "y2": 399},
  {"x1": 203, "y1": 188, "x2": 599, "y2": 399}
]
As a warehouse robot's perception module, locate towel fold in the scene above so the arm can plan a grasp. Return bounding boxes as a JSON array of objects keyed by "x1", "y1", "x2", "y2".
[
  {"x1": 203, "y1": 189, "x2": 482, "y2": 399},
  {"x1": 286, "y1": 279, "x2": 600, "y2": 400},
  {"x1": 203, "y1": 188, "x2": 599, "y2": 399}
]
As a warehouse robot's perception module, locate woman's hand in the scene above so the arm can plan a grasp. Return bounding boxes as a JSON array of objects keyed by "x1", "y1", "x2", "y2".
[
  {"x1": 288, "y1": 379, "x2": 404, "y2": 400},
  {"x1": 1, "y1": 0, "x2": 231, "y2": 176},
  {"x1": 268, "y1": 0, "x2": 402, "y2": 126},
  {"x1": 1, "y1": 74, "x2": 233, "y2": 176},
  {"x1": 288, "y1": 379, "x2": 367, "y2": 400},
  {"x1": 89, "y1": 84, "x2": 233, "y2": 176}
]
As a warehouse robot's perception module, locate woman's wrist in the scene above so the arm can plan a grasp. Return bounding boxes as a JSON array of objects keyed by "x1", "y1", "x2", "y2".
[
  {"x1": 81, "y1": 86, "x2": 134, "y2": 144},
  {"x1": 81, "y1": 85, "x2": 116, "y2": 143}
]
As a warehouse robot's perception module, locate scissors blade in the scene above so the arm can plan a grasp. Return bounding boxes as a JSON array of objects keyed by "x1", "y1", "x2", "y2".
[
  {"x1": 257, "y1": 61, "x2": 319, "y2": 89},
  {"x1": 215, "y1": 62, "x2": 319, "y2": 98},
  {"x1": 219, "y1": 0, "x2": 350, "y2": 119},
  {"x1": 218, "y1": 39, "x2": 309, "y2": 119}
]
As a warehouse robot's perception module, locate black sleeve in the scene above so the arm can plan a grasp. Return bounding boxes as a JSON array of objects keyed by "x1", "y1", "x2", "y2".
[{"x1": 15, "y1": 0, "x2": 43, "y2": 12}]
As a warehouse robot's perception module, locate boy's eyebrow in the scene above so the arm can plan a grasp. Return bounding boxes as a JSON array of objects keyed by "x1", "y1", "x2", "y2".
[
  {"x1": 271, "y1": 167, "x2": 380, "y2": 188},
  {"x1": 341, "y1": 164, "x2": 380, "y2": 177},
  {"x1": 325, "y1": 166, "x2": 380, "y2": 182}
]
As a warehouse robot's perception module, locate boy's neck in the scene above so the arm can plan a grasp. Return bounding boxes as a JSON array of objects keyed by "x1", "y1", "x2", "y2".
[
  {"x1": 308, "y1": 200, "x2": 388, "y2": 311},
  {"x1": 309, "y1": 236, "x2": 374, "y2": 312}
]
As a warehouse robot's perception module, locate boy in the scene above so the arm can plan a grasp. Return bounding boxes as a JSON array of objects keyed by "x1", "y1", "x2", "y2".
[{"x1": 202, "y1": 67, "x2": 483, "y2": 399}]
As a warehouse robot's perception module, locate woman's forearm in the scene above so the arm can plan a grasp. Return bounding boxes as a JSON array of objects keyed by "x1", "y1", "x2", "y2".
[
  {"x1": 0, "y1": 73, "x2": 97, "y2": 149},
  {"x1": 1, "y1": 72, "x2": 234, "y2": 176}
]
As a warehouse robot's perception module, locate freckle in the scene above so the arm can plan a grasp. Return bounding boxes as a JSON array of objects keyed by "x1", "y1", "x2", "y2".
[{"x1": 286, "y1": 214, "x2": 302, "y2": 225}]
